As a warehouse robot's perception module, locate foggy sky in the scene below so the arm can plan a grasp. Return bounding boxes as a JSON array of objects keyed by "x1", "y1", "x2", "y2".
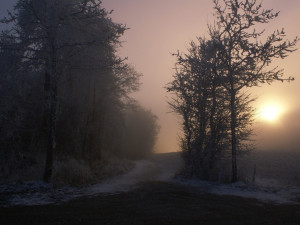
[
  {"x1": 101, "y1": 0, "x2": 300, "y2": 153},
  {"x1": 1, "y1": 0, "x2": 300, "y2": 152}
]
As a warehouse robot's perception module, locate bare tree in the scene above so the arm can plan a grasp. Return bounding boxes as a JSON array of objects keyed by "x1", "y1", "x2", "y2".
[
  {"x1": 210, "y1": 0, "x2": 298, "y2": 181},
  {"x1": 167, "y1": 38, "x2": 234, "y2": 180}
]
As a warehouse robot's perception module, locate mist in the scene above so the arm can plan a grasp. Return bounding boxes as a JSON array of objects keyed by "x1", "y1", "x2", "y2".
[
  {"x1": 102, "y1": 0, "x2": 300, "y2": 154},
  {"x1": 1, "y1": 0, "x2": 300, "y2": 224},
  {"x1": 254, "y1": 109, "x2": 300, "y2": 152}
]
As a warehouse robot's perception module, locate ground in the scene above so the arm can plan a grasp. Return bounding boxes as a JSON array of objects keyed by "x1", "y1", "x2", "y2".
[
  {"x1": 1, "y1": 152, "x2": 300, "y2": 224},
  {"x1": 1, "y1": 181, "x2": 300, "y2": 225}
]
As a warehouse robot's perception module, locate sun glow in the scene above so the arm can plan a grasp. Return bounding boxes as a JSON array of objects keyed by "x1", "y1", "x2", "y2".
[{"x1": 260, "y1": 104, "x2": 283, "y2": 122}]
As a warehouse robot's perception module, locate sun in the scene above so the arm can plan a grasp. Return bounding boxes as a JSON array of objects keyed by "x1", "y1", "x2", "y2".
[{"x1": 260, "y1": 104, "x2": 282, "y2": 122}]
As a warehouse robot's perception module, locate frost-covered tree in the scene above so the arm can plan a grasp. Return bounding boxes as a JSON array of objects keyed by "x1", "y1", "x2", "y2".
[
  {"x1": 0, "y1": 0, "x2": 144, "y2": 183},
  {"x1": 210, "y1": 0, "x2": 298, "y2": 181},
  {"x1": 167, "y1": 38, "x2": 254, "y2": 180},
  {"x1": 167, "y1": 38, "x2": 230, "y2": 179},
  {"x1": 168, "y1": 0, "x2": 297, "y2": 181}
]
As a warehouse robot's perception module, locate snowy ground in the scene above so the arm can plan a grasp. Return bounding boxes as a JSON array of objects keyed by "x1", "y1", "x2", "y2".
[
  {"x1": 176, "y1": 178, "x2": 300, "y2": 205},
  {"x1": 0, "y1": 153, "x2": 183, "y2": 206},
  {"x1": 1, "y1": 152, "x2": 299, "y2": 206}
]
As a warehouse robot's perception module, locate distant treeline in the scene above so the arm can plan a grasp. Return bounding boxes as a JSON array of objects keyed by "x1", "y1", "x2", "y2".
[{"x1": 0, "y1": 0, "x2": 159, "y2": 185}]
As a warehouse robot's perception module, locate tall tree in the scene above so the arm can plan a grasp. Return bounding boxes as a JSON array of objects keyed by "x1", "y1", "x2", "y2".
[
  {"x1": 0, "y1": 0, "x2": 129, "y2": 182},
  {"x1": 167, "y1": 38, "x2": 233, "y2": 179},
  {"x1": 210, "y1": 0, "x2": 298, "y2": 181}
]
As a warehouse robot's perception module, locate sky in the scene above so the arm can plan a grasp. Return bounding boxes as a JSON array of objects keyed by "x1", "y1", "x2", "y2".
[
  {"x1": 1, "y1": 0, "x2": 300, "y2": 153},
  {"x1": 101, "y1": 0, "x2": 300, "y2": 153}
]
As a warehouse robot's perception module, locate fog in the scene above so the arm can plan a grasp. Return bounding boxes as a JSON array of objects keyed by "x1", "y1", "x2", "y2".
[
  {"x1": 101, "y1": 0, "x2": 300, "y2": 153},
  {"x1": 2, "y1": 0, "x2": 300, "y2": 153},
  {"x1": 101, "y1": 0, "x2": 300, "y2": 192},
  {"x1": 1, "y1": 3, "x2": 300, "y2": 225},
  {"x1": 255, "y1": 109, "x2": 300, "y2": 152},
  {"x1": 0, "y1": 0, "x2": 299, "y2": 203}
]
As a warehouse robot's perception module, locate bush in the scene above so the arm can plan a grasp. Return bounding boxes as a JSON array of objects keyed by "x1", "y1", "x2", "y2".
[{"x1": 52, "y1": 158, "x2": 94, "y2": 186}]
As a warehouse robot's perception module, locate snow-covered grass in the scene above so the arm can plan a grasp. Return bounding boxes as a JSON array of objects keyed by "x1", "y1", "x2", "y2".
[
  {"x1": 175, "y1": 177, "x2": 300, "y2": 205},
  {"x1": 238, "y1": 150, "x2": 300, "y2": 187},
  {"x1": 1, "y1": 152, "x2": 299, "y2": 207},
  {"x1": 0, "y1": 153, "x2": 183, "y2": 207},
  {"x1": 175, "y1": 150, "x2": 300, "y2": 205},
  {"x1": 53, "y1": 159, "x2": 94, "y2": 186}
]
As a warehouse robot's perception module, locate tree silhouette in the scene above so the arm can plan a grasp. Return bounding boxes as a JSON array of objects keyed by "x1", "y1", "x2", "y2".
[
  {"x1": 168, "y1": 0, "x2": 298, "y2": 181},
  {"x1": 167, "y1": 38, "x2": 230, "y2": 179},
  {"x1": 0, "y1": 0, "x2": 142, "y2": 183},
  {"x1": 210, "y1": 0, "x2": 298, "y2": 181},
  {"x1": 167, "y1": 37, "x2": 254, "y2": 180}
]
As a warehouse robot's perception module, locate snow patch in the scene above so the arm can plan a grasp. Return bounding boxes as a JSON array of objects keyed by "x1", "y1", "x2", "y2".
[
  {"x1": 0, "y1": 154, "x2": 183, "y2": 206},
  {"x1": 2, "y1": 153, "x2": 298, "y2": 207},
  {"x1": 176, "y1": 178, "x2": 300, "y2": 205}
]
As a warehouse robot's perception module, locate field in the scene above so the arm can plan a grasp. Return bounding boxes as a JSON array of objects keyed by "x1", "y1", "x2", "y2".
[
  {"x1": 1, "y1": 151, "x2": 300, "y2": 225},
  {"x1": 1, "y1": 181, "x2": 300, "y2": 225},
  {"x1": 239, "y1": 150, "x2": 300, "y2": 187}
]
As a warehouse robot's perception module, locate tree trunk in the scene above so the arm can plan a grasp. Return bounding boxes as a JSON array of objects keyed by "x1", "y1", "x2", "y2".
[
  {"x1": 209, "y1": 80, "x2": 217, "y2": 151},
  {"x1": 43, "y1": 84, "x2": 57, "y2": 182},
  {"x1": 230, "y1": 90, "x2": 238, "y2": 182},
  {"x1": 183, "y1": 109, "x2": 193, "y2": 176},
  {"x1": 43, "y1": 13, "x2": 57, "y2": 182}
]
